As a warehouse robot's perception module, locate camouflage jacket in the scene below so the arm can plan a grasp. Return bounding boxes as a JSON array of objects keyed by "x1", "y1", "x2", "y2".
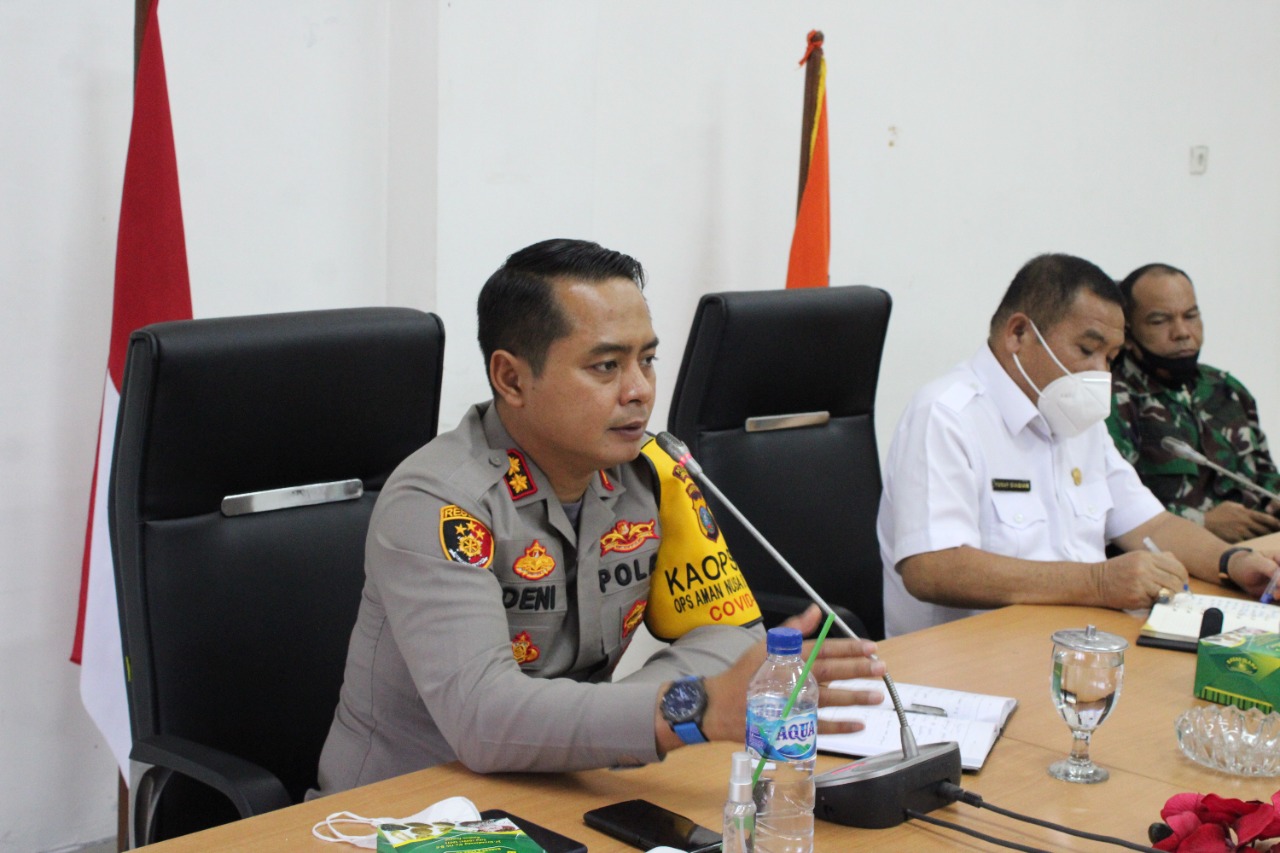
[{"x1": 1106, "y1": 354, "x2": 1280, "y2": 524}]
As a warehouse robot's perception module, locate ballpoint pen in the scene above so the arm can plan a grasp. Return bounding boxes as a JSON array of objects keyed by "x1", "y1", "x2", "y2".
[
  {"x1": 1144, "y1": 536, "x2": 1189, "y2": 595},
  {"x1": 1261, "y1": 570, "x2": 1279, "y2": 606}
]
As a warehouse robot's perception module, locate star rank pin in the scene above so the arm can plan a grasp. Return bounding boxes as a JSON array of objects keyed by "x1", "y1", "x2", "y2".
[
  {"x1": 439, "y1": 505, "x2": 494, "y2": 569},
  {"x1": 503, "y1": 449, "x2": 538, "y2": 500}
]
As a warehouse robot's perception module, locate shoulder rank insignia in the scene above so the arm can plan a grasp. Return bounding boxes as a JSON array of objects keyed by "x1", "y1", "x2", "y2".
[
  {"x1": 622, "y1": 599, "x2": 647, "y2": 638},
  {"x1": 513, "y1": 539, "x2": 556, "y2": 580},
  {"x1": 511, "y1": 630, "x2": 540, "y2": 665},
  {"x1": 503, "y1": 449, "x2": 538, "y2": 501},
  {"x1": 599, "y1": 519, "x2": 659, "y2": 556},
  {"x1": 439, "y1": 505, "x2": 494, "y2": 569}
]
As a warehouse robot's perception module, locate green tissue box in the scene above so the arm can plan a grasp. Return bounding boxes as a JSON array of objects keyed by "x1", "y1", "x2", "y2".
[
  {"x1": 376, "y1": 817, "x2": 545, "y2": 852},
  {"x1": 1194, "y1": 629, "x2": 1280, "y2": 713}
]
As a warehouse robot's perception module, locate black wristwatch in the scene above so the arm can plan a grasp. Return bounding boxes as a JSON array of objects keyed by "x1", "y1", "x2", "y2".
[
  {"x1": 1219, "y1": 546, "x2": 1252, "y2": 588},
  {"x1": 660, "y1": 676, "x2": 708, "y2": 744}
]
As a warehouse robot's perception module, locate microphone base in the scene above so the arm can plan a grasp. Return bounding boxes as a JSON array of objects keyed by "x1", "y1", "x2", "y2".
[{"x1": 814, "y1": 741, "x2": 962, "y2": 829}]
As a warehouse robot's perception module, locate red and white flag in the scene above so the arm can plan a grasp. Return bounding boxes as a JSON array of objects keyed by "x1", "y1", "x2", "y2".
[{"x1": 72, "y1": 0, "x2": 192, "y2": 778}]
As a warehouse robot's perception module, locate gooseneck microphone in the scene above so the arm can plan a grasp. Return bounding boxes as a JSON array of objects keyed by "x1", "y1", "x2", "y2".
[
  {"x1": 1160, "y1": 436, "x2": 1280, "y2": 504},
  {"x1": 654, "y1": 431, "x2": 960, "y2": 829}
]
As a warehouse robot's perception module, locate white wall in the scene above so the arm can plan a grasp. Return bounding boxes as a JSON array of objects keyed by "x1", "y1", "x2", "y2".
[{"x1": 4, "y1": 2, "x2": 1278, "y2": 850}]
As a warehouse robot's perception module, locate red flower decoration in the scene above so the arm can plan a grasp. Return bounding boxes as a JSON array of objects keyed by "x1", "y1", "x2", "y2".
[{"x1": 1153, "y1": 789, "x2": 1280, "y2": 852}]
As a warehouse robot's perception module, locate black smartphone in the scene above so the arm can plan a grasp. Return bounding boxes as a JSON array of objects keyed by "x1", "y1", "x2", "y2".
[
  {"x1": 479, "y1": 808, "x2": 588, "y2": 853},
  {"x1": 583, "y1": 798, "x2": 722, "y2": 851}
]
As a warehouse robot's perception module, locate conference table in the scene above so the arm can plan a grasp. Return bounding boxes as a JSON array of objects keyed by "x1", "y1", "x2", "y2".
[{"x1": 144, "y1": 541, "x2": 1280, "y2": 851}]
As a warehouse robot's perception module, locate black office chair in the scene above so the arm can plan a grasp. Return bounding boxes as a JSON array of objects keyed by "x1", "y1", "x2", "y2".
[
  {"x1": 108, "y1": 307, "x2": 445, "y2": 845},
  {"x1": 668, "y1": 286, "x2": 892, "y2": 640}
]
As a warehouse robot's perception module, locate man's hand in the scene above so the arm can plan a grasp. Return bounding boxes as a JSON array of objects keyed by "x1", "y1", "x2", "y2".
[
  {"x1": 699, "y1": 605, "x2": 886, "y2": 743},
  {"x1": 1225, "y1": 549, "x2": 1280, "y2": 598},
  {"x1": 1092, "y1": 550, "x2": 1190, "y2": 610},
  {"x1": 1204, "y1": 501, "x2": 1280, "y2": 542}
]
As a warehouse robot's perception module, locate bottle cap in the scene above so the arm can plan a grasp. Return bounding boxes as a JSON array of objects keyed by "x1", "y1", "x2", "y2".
[
  {"x1": 766, "y1": 626, "x2": 802, "y2": 656},
  {"x1": 728, "y1": 750, "x2": 754, "y2": 802}
]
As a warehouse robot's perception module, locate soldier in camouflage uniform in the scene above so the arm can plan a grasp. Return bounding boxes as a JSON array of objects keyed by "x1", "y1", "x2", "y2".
[{"x1": 1107, "y1": 263, "x2": 1280, "y2": 543}]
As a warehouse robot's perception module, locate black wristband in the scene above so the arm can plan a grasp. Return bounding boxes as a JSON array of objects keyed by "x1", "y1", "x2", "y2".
[{"x1": 1219, "y1": 546, "x2": 1252, "y2": 588}]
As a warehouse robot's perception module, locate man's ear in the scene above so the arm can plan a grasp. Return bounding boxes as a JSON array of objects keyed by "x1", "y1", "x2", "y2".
[
  {"x1": 1003, "y1": 312, "x2": 1032, "y2": 354},
  {"x1": 490, "y1": 350, "x2": 530, "y2": 408}
]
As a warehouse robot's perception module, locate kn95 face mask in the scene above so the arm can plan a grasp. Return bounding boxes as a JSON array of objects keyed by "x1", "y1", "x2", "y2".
[
  {"x1": 1012, "y1": 319, "x2": 1112, "y2": 439},
  {"x1": 312, "y1": 797, "x2": 482, "y2": 848}
]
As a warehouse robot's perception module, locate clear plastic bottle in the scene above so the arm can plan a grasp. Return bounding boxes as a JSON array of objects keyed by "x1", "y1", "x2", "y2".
[
  {"x1": 723, "y1": 750, "x2": 756, "y2": 853},
  {"x1": 745, "y1": 627, "x2": 817, "y2": 853}
]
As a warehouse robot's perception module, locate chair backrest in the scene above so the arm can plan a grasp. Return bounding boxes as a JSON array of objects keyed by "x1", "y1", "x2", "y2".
[
  {"x1": 109, "y1": 307, "x2": 445, "y2": 836},
  {"x1": 668, "y1": 286, "x2": 892, "y2": 640}
]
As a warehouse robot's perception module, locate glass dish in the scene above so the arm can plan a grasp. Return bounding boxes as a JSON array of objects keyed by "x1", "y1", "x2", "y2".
[{"x1": 1174, "y1": 705, "x2": 1280, "y2": 777}]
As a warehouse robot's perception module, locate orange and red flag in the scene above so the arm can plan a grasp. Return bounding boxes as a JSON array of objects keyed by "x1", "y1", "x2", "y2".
[{"x1": 785, "y1": 30, "x2": 830, "y2": 289}]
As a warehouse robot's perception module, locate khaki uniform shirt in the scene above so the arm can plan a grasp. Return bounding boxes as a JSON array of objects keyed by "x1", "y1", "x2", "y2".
[{"x1": 315, "y1": 403, "x2": 761, "y2": 794}]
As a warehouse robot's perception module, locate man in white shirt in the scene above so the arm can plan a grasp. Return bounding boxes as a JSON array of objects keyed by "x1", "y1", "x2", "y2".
[{"x1": 879, "y1": 253, "x2": 1278, "y2": 637}]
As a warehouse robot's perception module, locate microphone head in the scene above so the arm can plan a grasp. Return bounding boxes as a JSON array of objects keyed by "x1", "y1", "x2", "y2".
[
  {"x1": 655, "y1": 431, "x2": 700, "y2": 475},
  {"x1": 1160, "y1": 436, "x2": 1204, "y2": 463}
]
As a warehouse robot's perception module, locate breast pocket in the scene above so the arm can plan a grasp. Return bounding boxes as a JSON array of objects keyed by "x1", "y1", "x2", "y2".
[
  {"x1": 597, "y1": 547, "x2": 657, "y2": 668},
  {"x1": 1065, "y1": 481, "x2": 1113, "y2": 543},
  {"x1": 988, "y1": 492, "x2": 1048, "y2": 558}
]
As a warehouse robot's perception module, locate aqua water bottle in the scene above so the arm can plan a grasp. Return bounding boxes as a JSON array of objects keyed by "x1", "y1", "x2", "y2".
[{"x1": 745, "y1": 627, "x2": 816, "y2": 853}]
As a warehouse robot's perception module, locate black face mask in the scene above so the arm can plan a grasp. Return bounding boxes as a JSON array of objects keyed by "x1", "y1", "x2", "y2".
[{"x1": 1131, "y1": 339, "x2": 1200, "y2": 385}]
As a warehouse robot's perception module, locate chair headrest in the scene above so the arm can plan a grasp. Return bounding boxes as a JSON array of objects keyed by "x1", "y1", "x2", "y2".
[
  {"x1": 669, "y1": 286, "x2": 891, "y2": 433},
  {"x1": 116, "y1": 307, "x2": 444, "y2": 520}
]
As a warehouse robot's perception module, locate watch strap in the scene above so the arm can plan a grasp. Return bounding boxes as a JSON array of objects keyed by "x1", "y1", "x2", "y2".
[
  {"x1": 672, "y1": 719, "x2": 708, "y2": 744},
  {"x1": 1219, "y1": 546, "x2": 1252, "y2": 588}
]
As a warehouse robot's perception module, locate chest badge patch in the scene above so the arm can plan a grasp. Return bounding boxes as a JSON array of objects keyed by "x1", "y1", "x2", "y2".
[
  {"x1": 439, "y1": 505, "x2": 494, "y2": 569},
  {"x1": 511, "y1": 630, "x2": 541, "y2": 666},
  {"x1": 622, "y1": 599, "x2": 647, "y2": 638},
  {"x1": 1071, "y1": 467, "x2": 1083, "y2": 486},
  {"x1": 504, "y1": 449, "x2": 538, "y2": 501},
  {"x1": 599, "y1": 519, "x2": 659, "y2": 556},
  {"x1": 513, "y1": 539, "x2": 556, "y2": 580}
]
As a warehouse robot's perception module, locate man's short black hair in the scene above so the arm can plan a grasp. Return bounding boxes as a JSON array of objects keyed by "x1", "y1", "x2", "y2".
[
  {"x1": 988, "y1": 253, "x2": 1123, "y2": 339},
  {"x1": 477, "y1": 238, "x2": 646, "y2": 383},
  {"x1": 1116, "y1": 263, "x2": 1192, "y2": 324}
]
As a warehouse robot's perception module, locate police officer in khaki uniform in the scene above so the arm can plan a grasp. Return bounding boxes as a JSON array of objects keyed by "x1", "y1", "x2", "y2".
[{"x1": 315, "y1": 239, "x2": 886, "y2": 794}]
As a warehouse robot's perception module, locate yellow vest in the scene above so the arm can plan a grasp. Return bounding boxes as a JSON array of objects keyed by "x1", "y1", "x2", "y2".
[{"x1": 640, "y1": 438, "x2": 762, "y2": 641}]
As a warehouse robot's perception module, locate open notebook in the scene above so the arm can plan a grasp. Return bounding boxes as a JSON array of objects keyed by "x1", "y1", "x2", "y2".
[
  {"x1": 816, "y1": 679, "x2": 1017, "y2": 771},
  {"x1": 1140, "y1": 593, "x2": 1280, "y2": 652}
]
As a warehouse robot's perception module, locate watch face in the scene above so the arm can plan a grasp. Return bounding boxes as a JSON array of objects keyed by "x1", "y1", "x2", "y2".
[{"x1": 663, "y1": 678, "x2": 706, "y2": 723}]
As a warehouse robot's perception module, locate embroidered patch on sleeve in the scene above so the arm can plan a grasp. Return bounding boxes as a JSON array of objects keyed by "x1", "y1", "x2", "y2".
[
  {"x1": 599, "y1": 519, "x2": 659, "y2": 556},
  {"x1": 504, "y1": 449, "x2": 538, "y2": 500},
  {"x1": 439, "y1": 505, "x2": 494, "y2": 569},
  {"x1": 513, "y1": 539, "x2": 556, "y2": 580}
]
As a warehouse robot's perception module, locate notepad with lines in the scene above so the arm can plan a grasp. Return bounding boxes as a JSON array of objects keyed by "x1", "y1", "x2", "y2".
[
  {"x1": 1140, "y1": 593, "x2": 1280, "y2": 651},
  {"x1": 816, "y1": 679, "x2": 1017, "y2": 771}
]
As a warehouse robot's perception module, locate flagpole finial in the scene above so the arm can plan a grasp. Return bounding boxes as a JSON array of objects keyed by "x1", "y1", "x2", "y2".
[{"x1": 799, "y1": 30, "x2": 825, "y2": 66}]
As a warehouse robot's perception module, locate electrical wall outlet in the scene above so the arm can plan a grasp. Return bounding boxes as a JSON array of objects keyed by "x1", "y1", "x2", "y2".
[{"x1": 1190, "y1": 145, "x2": 1209, "y2": 175}]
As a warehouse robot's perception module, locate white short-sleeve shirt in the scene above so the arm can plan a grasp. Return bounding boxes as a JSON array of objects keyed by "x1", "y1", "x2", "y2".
[{"x1": 879, "y1": 344, "x2": 1163, "y2": 637}]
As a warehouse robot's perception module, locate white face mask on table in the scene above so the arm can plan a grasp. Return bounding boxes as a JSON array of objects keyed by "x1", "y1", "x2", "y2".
[
  {"x1": 1012, "y1": 319, "x2": 1112, "y2": 439},
  {"x1": 312, "y1": 796, "x2": 482, "y2": 848}
]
